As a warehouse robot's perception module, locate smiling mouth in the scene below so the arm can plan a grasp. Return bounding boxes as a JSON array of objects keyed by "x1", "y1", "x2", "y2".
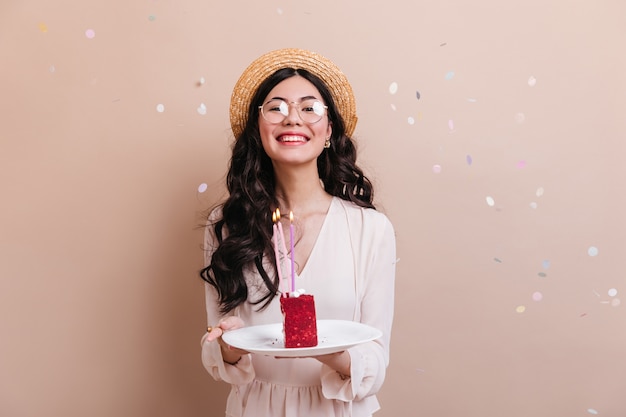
[{"x1": 277, "y1": 135, "x2": 308, "y2": 143}]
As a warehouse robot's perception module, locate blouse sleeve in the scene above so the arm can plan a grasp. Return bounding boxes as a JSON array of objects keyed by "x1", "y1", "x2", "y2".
[
  {"x1": 200, "y1": 211, "x2": 255, "y2": 384},
  {"x1": 321, "y1": 211, "x2": 396, "y2": 402}
]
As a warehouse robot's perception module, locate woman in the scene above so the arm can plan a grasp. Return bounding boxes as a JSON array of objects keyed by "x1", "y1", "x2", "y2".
[{"x1": 200, "y1": 48, "x2": 396, "y2": 417}]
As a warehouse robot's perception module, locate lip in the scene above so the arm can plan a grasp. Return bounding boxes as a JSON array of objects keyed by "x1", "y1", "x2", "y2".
[{"x1": 276, "y1": 133, "x2": 309, "y2": 144}]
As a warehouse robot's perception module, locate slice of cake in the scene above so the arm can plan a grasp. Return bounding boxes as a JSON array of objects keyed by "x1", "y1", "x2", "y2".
[{"x1": 279, "y1": 292, "x2": 318, "y2": 348}]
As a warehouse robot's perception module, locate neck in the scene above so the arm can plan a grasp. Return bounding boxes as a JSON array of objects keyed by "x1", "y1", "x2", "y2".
[{"x1": 273, "y1": 165, "x2": 330, "y2": 214}]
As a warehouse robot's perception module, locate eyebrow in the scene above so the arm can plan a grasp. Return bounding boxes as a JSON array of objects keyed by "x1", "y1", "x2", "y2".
[{"x1": 266, "y1": 95, "x2": 319, "y2": 103}]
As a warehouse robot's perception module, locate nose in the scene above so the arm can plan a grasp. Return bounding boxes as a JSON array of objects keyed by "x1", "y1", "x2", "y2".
[{"x1": 283, "y1": 102, "x2": 303, "y2": 124}]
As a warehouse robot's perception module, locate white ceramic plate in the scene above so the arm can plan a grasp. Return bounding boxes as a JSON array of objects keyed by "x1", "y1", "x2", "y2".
[{"x1": 222, "y1": 319, "x2": 383, "y2": 357}]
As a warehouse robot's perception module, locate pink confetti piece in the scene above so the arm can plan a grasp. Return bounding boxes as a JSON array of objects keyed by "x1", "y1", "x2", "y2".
[
  {"x1": 466, "y1": 155, "x2": 473, "y2": 165},
  {"x1": 85, "y1": 29, "x2": 96, "y2": 39},
  {"x1": 432, "y1": 164, "x2": 442, "y2": 174},
  {"x1": 532, "y1": 292, "x2": 543, "y2": 302}
]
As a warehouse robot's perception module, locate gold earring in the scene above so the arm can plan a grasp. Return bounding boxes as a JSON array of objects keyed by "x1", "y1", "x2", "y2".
[{"x1": 324, "y1": 137, "x2": 331, "y2": 149}]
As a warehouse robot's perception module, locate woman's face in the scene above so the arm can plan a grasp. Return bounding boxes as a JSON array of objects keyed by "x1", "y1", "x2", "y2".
[{"x1": 258, "y1": 75, "x2": 332, "y2": 167}]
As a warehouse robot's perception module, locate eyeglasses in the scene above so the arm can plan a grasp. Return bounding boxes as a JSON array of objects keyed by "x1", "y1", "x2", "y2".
[{"x1": 259, "y1": 99, "x2": 328, "y2": 125}]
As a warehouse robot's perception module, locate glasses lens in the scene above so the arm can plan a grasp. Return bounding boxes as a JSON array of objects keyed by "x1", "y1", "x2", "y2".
[
  {"x1": 261, "y1": 100, "x2": 327, "y2": 124},
  {"x1": 299, "y1": 100, "x2": 326, "y2": 123}
]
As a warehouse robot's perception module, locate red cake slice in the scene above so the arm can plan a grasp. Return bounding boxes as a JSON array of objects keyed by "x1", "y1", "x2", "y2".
[{"x1": 279, "y1": 293, "x2": 318, "y2": 348}]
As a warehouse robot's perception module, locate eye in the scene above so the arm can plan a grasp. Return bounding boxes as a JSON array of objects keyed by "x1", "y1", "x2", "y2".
[{"x1": 301, "y1": 100, "x2": 325, "y2": 116}]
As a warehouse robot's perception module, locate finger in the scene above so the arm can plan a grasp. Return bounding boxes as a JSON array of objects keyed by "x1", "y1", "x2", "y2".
[{"x1": 206, "y1": 326, "x2": 224, "y2": 342}]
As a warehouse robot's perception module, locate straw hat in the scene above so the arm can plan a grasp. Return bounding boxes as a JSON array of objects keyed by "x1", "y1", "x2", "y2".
[{"x1": 229, "y1": 48, "x2": 357, "y2": 139}]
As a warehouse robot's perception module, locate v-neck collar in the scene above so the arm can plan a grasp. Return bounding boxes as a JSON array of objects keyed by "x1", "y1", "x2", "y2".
[{"x1": 292, "y1": 196, "x2": 336, "y2": 279}]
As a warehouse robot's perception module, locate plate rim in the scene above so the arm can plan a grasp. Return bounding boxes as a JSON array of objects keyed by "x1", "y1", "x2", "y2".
[{"x1": 221, "y1": 319, "x2": 382, "y2": 357}]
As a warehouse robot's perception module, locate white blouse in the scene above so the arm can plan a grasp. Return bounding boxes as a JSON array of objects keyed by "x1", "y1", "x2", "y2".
[{"x1": 201, "y1": 197, "x2": 396, "y2": 417}]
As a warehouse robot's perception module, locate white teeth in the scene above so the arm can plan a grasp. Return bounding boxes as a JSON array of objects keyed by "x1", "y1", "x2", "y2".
[{"x1": 279, "y1": 135, "x2": 307, "y2": 142}]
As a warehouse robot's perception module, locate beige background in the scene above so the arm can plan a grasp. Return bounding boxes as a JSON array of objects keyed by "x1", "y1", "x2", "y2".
[{"x1": 1, "y1": 0, "x2": 625, "y2": 416}]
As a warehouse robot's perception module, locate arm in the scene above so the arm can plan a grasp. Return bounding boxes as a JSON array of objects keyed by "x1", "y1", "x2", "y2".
[
  {"x1": 200, "y1": 212, "x2": 255, "y2": 384},
  {"x1": 320, "y1": 213, "x2": 396, "y2": 401}
]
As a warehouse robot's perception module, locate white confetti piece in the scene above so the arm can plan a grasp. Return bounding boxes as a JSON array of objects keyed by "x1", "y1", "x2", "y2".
[
  {"x1": 587, "y1": 409, "x2": 599, "y2": 415},
  {"x1": 389, "y1": 82, "x2": 398, "y2": 95},
  {"x1": 536, "y1": 187, "x2": 544, "y2": 197},
  {"x1": 515, "y1": 112, "x2": 526, "y2": 124},
  {"x1": 197, "y1": 103, "x2": 207, "y2": 115},
  {"x1": 198, "y1": 183, "x2": 208, "y2": 193},
  {"x1": 156, "y1": 103, "x2": 165, "y2": 113},
  {"x1": 530, "y1": 202, "x2": 538, "y2": 209},
  {"x1": 528, "y1": 76, "x2": 537, "y2": 87},
  {"x1": 486, "y1": 196, "x2": 495, "y2": 207},
  {"x1": 588, "y1": 246, "x2": 599, "y2": 257},
  {"x1": 608, "y1": 288, "x2": 618, "y2": 297},
  {"x1": 199, "y1": 77, "x2": 206, "y2": 85},
  {"x1": 407, "y1": 117, "x2": 415, "y2": 125},
  {"x1": 516, "y1": 305, "x2": 526, "y2": 313}
]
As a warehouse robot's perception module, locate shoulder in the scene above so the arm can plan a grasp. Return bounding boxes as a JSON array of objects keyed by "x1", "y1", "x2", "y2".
[{"x1": 334, "y1": 198, "x2": 394, "y2": 233}]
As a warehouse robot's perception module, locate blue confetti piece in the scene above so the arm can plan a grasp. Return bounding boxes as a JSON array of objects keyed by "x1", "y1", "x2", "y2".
[{"x1": 445, "y1": 71, "x2": 455, "y2": 80}]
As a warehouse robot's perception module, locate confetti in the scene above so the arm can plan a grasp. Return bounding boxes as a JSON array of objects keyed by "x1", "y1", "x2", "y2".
[
  {"x1": 466, "y1": 155, "x2": 473, "y2": 166},
  {"x1": 389, "y1": 82, "x2": 398, "y2": 95},
  {"x1": 49, "y1": 65, "x2": 56, "y2": 73},
  {"x1": 148, "y1": 15, "x2": 156, "y2": 21},
  {"x1": 85, "y1": 29, "x2": 96, "y2": 39},
  {"x1": 532, "y1": 292, "x2": 543, "y2": 302},
  {"x1": 197, "y1": 103, "x2": 207, "y2": 115},
  {"x1": 542, "y1": 260, "x2": 551, "y2": 269},
  {"x1": 198, "y1": 183, "x2": 208, "y2": 193},
  {"x1": 537, "y1": 272, "x2": 546, "y2": 277},
  {"x1": 445, "y1": 71, "x2": 455, "y2": 80},
  {"x1": 516, "y1": 160, "x2": 526, "y2": 169},
  {"x1": 516, "y1": 305, "x2": 526, "y2": 313},
  {"x1": 528, "y1": 76, "x2": 537, "y2": 87},
  {"x1": 432, "y1": 164, "x2": 442, "y2": 174},
  {"x1": 448, "y1": 119, "x2": 454, "y2": 130},
  {"x1": 407, "y1": 117, "x2": 415, "y2": 125},
  {"x1": 156, "y1": 103, "x2": 165, "y2": 113},
  {"x1": 536, "y1": 187, "x2": 545, "y2": 197},
  {"x1": 199, "y1": 77, "x2": 206, "y2": 85},
  {"x1": 530, "y1": 202, "x2": 538, "y2": 209},
  {"x1": 515, "y1": 112, "x2": 526, "y2": 124},
  {"x1": 608, "y1": 288, "x2": 618, "y2": 297},
  {"x1": 416, "y1": 91, "x2": 421, "y2": 100},
  {"x1": 277, "y1": 7, "x2": 283, "y2": 14},
  {"x1": 390, "y1": 103, "x2": 397, "y2": 111},
  {"x1": 486, "y1": 196, "x2": 495, "y2": 207},
  {"x1": 494, "y1": 258, "x2": 502, "y2": 263},
  {"x1": 588, "y1": 246, "x2": 599, "y2": 257},
  {"x1": 38, "y1": 23, "x2": 48, "y2": 33},
  {"x1": 587, "y1": 409, "x2": 599, "y2": 415},
  {"x1": 612, "y1": 298, "x2": 621, "y2": 307}
]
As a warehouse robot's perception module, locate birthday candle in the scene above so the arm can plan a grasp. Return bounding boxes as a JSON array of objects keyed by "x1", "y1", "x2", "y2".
[
  {"x1": 276, "y1": 209, "x2": 290, "y2": 294},
  {"x1": 289, "y1": 211, "x2": 295, "y2": 293},
  {"x1": 272, "y1": 211, "x2": 285, "y2": 295}
]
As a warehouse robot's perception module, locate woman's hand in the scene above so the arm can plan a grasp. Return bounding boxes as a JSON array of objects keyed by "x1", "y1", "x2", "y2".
[
  {"x1": 207, "y1": 316, "x2": 249, "y2": 364},
  {"x1": 315, "y1": 350, "x2": 351, "y2": 378}
]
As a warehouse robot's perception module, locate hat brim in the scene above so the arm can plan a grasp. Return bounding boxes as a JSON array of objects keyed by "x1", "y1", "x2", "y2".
[{"x1": 229, "y1": 48, "x2": 357, "y2": 139}]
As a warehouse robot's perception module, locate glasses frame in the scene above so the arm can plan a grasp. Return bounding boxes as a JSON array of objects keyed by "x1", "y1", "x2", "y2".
[{"x1": 258, "y1": 99, "x2": 328, "y2": 125}]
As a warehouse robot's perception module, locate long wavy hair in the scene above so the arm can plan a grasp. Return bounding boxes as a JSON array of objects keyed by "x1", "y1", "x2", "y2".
[{"x1": 200, "y1": 68, "x2": 375, "y2": 314}]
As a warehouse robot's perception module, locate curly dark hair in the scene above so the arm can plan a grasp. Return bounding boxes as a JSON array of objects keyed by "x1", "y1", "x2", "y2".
[{"x1": 200, "y1": 68, "x2": 375, "y2": 314}]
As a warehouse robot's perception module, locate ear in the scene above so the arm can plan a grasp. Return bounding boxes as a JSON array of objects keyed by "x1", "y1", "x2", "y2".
[{"x1": 326, "y1": 121, "x2": 333, "y2": 139}]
